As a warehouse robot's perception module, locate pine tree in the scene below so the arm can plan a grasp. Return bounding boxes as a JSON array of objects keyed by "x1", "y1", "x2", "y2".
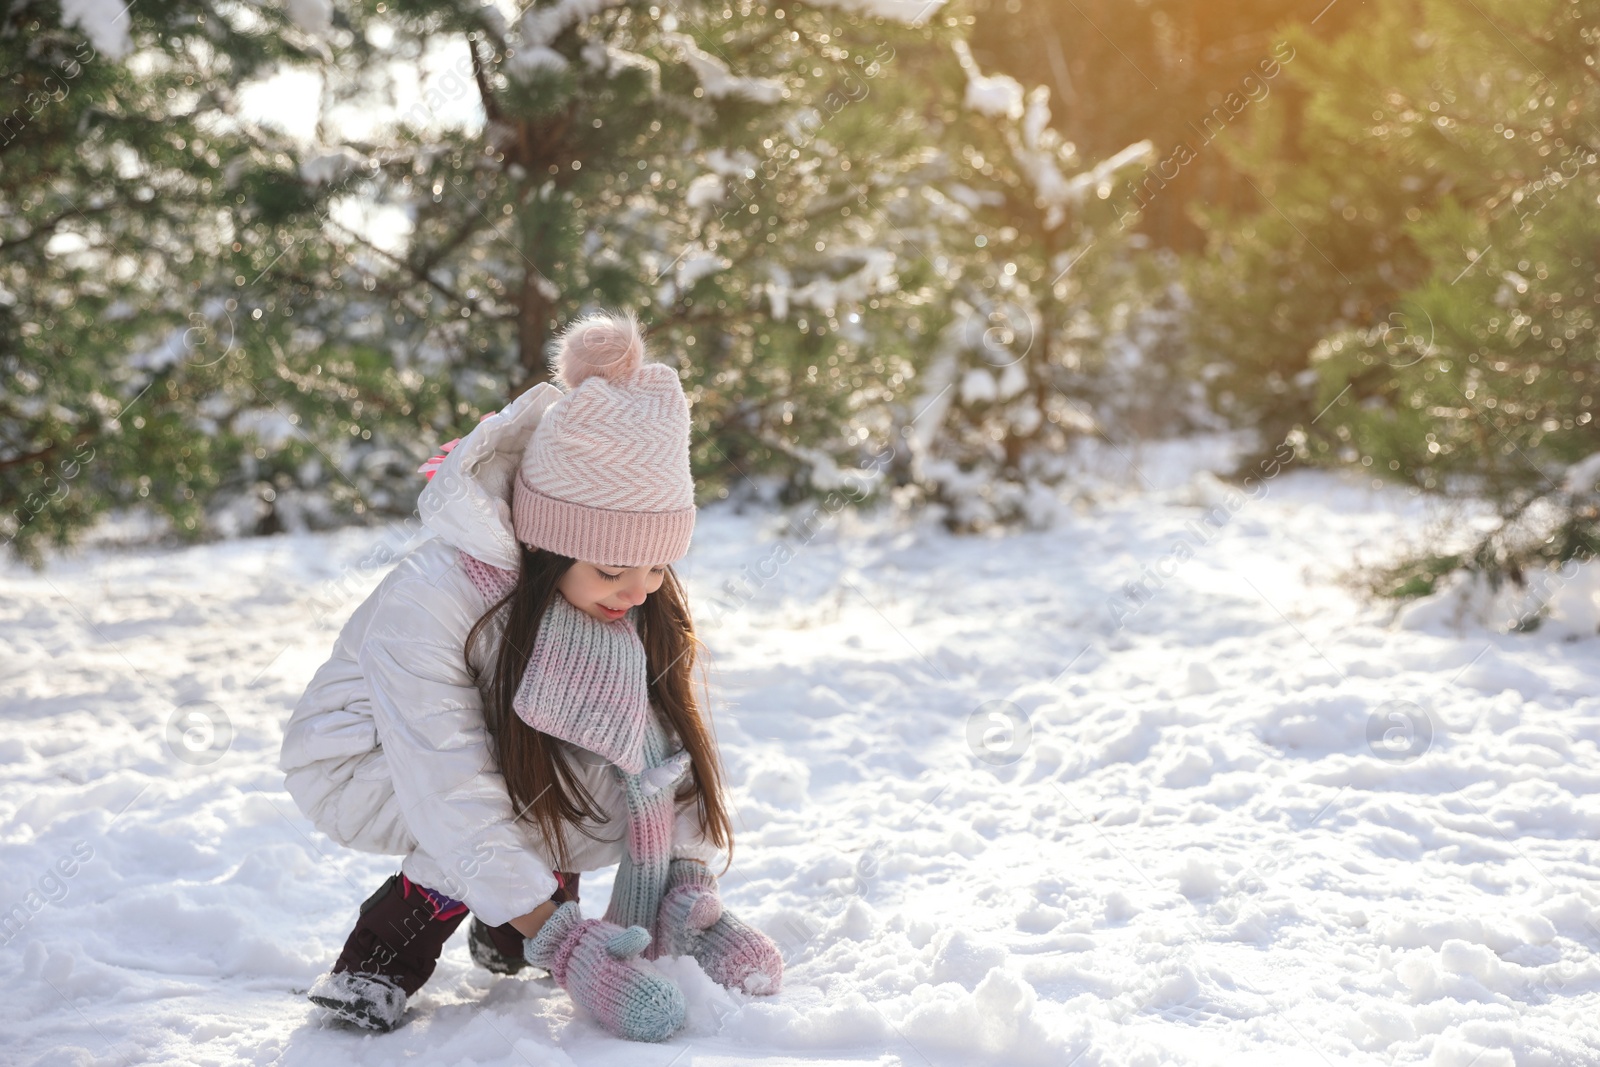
[
  {"x1": 1, "y1": 0, "x2": 952, "y2": 563},
  {"x1": 339, "y1": 0, "x2": 962, "y2": 512},
  {"x1": 1182, "y1": 6, "x2": 1441, "y2": 469},
  {"x1": 969, "y1": 0, "x2": 1342, "y2": 253},
  {"x1": 1305, "y1": 0, "x2": 1600, "y2": 591},
  {"x1": 889, "y1": 28, "x2": 1177, "y2": 531},
  {"x1": 1, "y1": 0, "x2": 395, "y2": 563}
]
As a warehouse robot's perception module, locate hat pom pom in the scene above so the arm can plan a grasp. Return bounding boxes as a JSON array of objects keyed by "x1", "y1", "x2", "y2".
[{"x1": 555, "y1": 310, "x2": 646, "y2": 389}]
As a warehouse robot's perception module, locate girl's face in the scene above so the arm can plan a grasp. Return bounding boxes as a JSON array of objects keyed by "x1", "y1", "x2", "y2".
[{"x1": 557, "y1": 560, "x2": 666, "y2": 623}]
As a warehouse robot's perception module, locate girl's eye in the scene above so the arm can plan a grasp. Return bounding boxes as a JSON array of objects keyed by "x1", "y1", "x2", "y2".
[{"x1": 599, "y1": 568, "x2": 666, "y2": 580}]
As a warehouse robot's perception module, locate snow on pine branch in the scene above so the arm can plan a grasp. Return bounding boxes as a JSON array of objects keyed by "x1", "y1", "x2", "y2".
[
  {"x1": 59, "y1": 0, "x2": 133, "y2": 59},
  {"x1": 520, "y1": 0, "x2": 628, "y2": 48},
  {"x1": 953, "y1": 40, "x2": 1152, "y2": 229},
  {"x1": 801, "y1": 0, "x2": 947, "y2": 27},
  {"x1": 951, "y1": 40, "x2": 1023, "y2": 119},
  {"x1": 664, "y1": 32, "x2": 786, "y2": 104}
]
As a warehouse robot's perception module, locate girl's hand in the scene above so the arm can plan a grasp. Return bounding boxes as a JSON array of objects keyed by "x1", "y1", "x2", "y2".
[
  {"x1": 508, "y1": 898, "x2": 558, "y2": 938},
  {"x1": 655, "y1": 859, "x2": 782, "y2": 995},
  {"x1": 656, "y1": 859, "x2": 723, "y2": 957},
  {"x1": 523, "y1": 902, "x2": 688, "y2": 1042}
]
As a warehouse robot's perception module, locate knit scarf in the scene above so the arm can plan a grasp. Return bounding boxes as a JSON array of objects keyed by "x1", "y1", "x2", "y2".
[{"x1": 459, "y1": 551, "x2": 689, "y2": 953}]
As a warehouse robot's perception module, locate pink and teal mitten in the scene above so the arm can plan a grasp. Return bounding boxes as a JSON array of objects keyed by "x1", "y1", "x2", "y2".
[
  {"x1": 656, "y1": 859, "x2": 783, "y2": 995},
  {"x1": 523, "y1": 901, "x2": 687, "y2": 1042}
]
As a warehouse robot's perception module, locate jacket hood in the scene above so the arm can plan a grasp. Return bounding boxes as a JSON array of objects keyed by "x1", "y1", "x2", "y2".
[{"x1": 417, "y1": 381, "x2": 565, "y2": 570}]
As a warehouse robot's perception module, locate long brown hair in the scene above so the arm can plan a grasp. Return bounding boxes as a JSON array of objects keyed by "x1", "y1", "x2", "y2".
[{"x1": 463, "y1": 543, "x2": 733, "y2": 872}]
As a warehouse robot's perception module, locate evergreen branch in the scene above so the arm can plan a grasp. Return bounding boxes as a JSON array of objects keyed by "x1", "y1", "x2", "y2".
[
  {"x1": 0, "y1": 428, "x2": 96, "y2": 472},
  {"x1": 415, "y1": 214, "x2": 486, "y2": 278},
  {"x1": 0, "y1": 202, "x2": 121, "y2": 251},
  {"x1": 468, "y1": 33, "x2": 503, "y2": 126},
  {"x1": 324, "y1": 216, "x2": 484, "y2": 317}
]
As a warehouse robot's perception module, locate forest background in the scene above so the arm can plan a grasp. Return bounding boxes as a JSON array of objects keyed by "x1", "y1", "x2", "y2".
[{"x1": 5, "y1": 0, "x2": 1596, "y2": 615}]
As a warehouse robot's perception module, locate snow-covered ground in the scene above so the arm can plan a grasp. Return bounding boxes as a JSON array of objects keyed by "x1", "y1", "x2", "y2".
[{"x1": 3, "y1": 446, "x2": 1598, "y2": 1066}]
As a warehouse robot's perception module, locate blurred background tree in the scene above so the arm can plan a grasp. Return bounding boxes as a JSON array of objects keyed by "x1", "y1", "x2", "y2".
[
  {"x1": 1296, "y1": 0, "x2": 1600, "y2": 594},
  {"x1": 886, "y1": 34, "x2": 1168, "y2": 531},
  {"x1": 6, "y1": 0, "x2": 1600, "y2": 621},
  {"x1": 1, "y1": 0, "x2": 388, "y2": 562},
  {"x1": 1, "y1": 0, "x2": 948, "y2": 560}
]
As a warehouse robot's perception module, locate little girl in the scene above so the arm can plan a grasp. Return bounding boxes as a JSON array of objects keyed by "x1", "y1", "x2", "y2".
[{"x1": 278, "y1": 310, "x2": 782, "y2": 1042}]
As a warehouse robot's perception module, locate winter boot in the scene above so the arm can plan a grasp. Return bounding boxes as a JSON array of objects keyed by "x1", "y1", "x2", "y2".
[
  {"x1": 305, "y1": 972, "x2": 407, "y2": 1033},
  {"x1": 307, "y1": 873, "x2": 468, "y2": 1032},
  {"x1": 467, "y1": 917, "x2": 530, "y2": 976}
]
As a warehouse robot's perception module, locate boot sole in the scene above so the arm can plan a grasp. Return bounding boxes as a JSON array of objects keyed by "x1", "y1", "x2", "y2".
[{"x1": 308, "y1": 989, "x2": 403, "y2": 1033}]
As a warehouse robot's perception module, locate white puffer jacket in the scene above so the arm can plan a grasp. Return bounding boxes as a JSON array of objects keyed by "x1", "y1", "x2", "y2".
[{"x1": 278, "y1": 382, "x2": 720, "y2": 927}]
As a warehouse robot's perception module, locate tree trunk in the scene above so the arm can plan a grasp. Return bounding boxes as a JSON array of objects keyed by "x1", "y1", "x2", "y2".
[
  {"x1": 515, "y1": 263, "x2": 555, "y2": 397},
  {"x1": 503, "y1": 101, "x2": 576, "y2": 398}
]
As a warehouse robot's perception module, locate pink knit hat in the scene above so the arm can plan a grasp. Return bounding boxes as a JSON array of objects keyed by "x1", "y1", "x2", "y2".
[{"x1": 511, "y1": 310, "x2": 696, "y2": 567}]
